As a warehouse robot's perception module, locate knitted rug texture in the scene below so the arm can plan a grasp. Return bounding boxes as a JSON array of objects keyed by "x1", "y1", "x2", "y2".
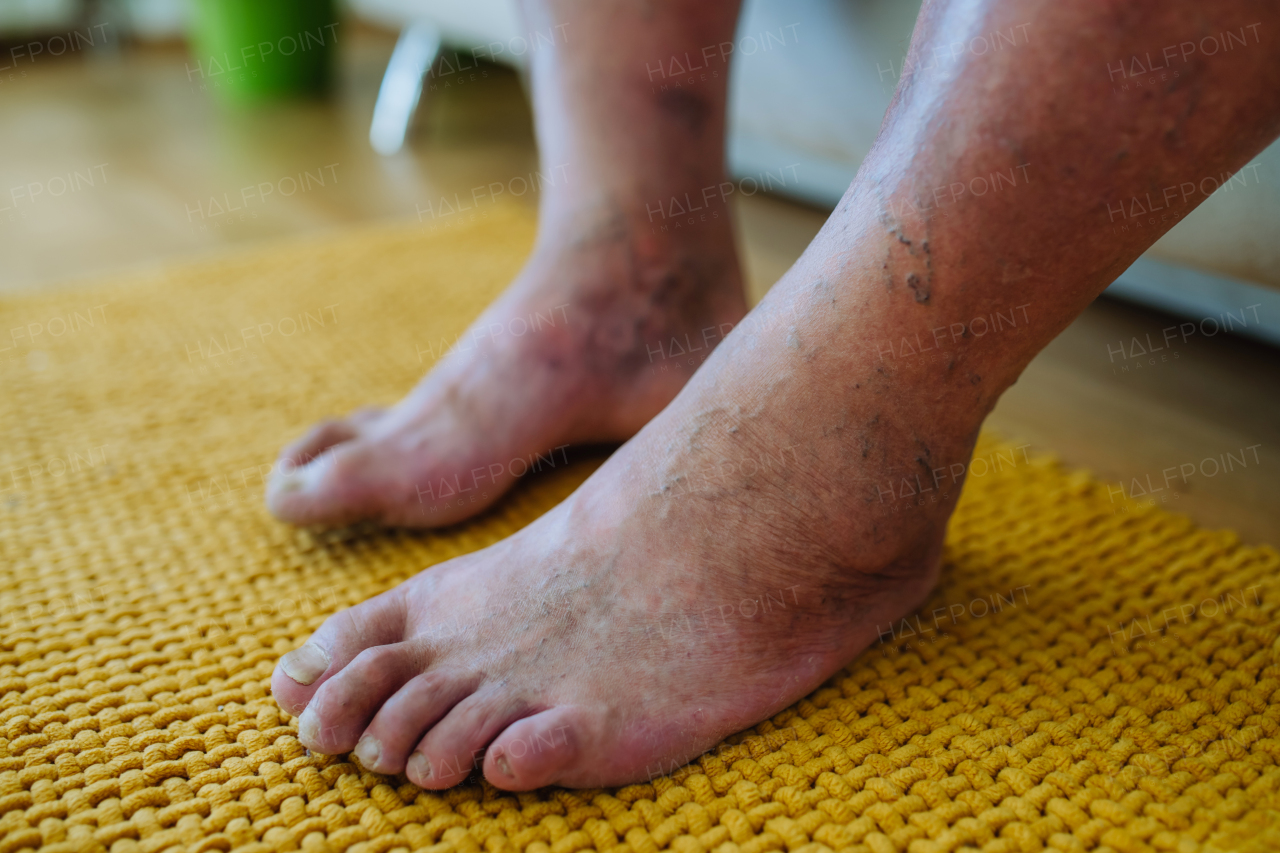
[{"x1": 1, "y1": 206, "x2": 1278, "y2": 853}]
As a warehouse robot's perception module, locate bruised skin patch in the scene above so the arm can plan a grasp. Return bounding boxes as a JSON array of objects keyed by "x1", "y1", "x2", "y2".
[
  {"x1": 655, "y1": 88, "x2": 710, "y2": 135},
  {"x1": 906, "y1": 273, "x2": 931, "y2": 303},
  {"x1": 877, "y1": 207, "x2": 933, "y2": 305}
]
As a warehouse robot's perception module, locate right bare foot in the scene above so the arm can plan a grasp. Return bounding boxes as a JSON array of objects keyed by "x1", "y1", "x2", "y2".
[{"x1": 266, "y1": 210, "x2": 746, "y2": 527}]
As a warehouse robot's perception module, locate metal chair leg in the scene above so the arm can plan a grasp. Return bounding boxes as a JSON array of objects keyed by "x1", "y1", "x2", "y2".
[{"x1": 369, "y1": 20, "x2": 443, "y2": 156}]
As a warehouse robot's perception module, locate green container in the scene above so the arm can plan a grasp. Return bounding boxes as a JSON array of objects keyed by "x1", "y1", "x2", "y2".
[{"x1": 188, "y1": 0, "x2": 340, "y2": 101}]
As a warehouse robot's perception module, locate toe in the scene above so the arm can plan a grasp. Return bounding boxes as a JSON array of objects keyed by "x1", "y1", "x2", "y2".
[
  {"x1": 266, "y1": 441, "x2": 389, "y2": 526},
  {"x1": 278, "y1": 418, "x2": 359, "y2": 469},
  {"x1": 484, "y1": 707, "x2": 582, "y2": 791},
  {"x1": 272, "y1": 586, "x2": 408, "y2": 717},
  {"x1": 348, "y1": 406, "x2": 386, "y2": 428},
  {"x1": 409, "y1": 687, "x2": 532, "y2": 790},
  {"x1": 296, "y1": 641, "x2": 426, "y2": 755},
  {"x1": 353, "y1": 670, "x2": 480, "y2": 775}
]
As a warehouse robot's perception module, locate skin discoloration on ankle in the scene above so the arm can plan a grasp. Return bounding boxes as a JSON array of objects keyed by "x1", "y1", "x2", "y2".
[
  {"x1": 655, "y1": 88, "x2": 710, "y2": 135},
  {"x1": 874, "y1": 210, "x2": 936, "y2": 305},
  {"x1": 559, "y1": 212, "x2": 744, "y2": 381},
  {"x1": 906, "y1": 272, "x2": 931, "y2": 303}
]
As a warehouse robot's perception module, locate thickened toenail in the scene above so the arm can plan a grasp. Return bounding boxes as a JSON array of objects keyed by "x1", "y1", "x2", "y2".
[
  {"x1": 354, "y1": 735, "x2": 381, "y2": 770},
  {"x1": 270, "y1": 468, "x2": 308, "y2": 494},
  {"x1": 408, "y1": 753, "x2": 432, "y2": 782},
  {"x1": 270, "y1": 461, "x2": 325, "y2": 496},
  {"x1": 280, "y1": 643, "x2": 329, "y2": 685},
  {"x1": 297, "y1": 707, "x2": 321, "y2": 749}
]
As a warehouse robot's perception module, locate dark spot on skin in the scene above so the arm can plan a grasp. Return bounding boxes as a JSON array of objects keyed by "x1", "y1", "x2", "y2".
[
  {"x1": 969, "y1": 373, "x2": 982, "y2": 384},
  {"x1": 656, "y1": 88, "x2": 710, "y2": 135},
  {"x1": 946, "y1": 356, "x2": 955, "y2": 371},
  {"x1": 906, "y1": 273, "x2": 931, "y2": 303},
  {"x1": 649, "y1": 271, "x2": 683, "y2": 305},
  {"x1": 914, "y1": 443, "x2": 933, "y2": 472}
]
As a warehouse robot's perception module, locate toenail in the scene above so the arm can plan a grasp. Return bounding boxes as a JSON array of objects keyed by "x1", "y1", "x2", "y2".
[
  {"x1": 408, "y1": 752, "x2": 432, "y2": 782},
  {"x1": 270, "y1": 468, "x2": 308, "y2": 493},
  {"x1": 354, "y1": 735, "x2": 382, "y2": 771},
  {"x1": 280, "y1": 642, "x2": 330, "y2": 685},
  {"x1": 269, "y1": 462, "x2": 322, "y2": 495},
  {"x1": 494, "y1": 750, "x2": 512, "y2": 777},
  {"x1": 297, "y1": 707, "x2": 321, "y2": 749}
]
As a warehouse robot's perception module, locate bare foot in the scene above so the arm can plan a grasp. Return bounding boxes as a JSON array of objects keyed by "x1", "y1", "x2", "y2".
[
  {"x1": 266, "y1": 211, "x2": 745, "y2": 527},
  {"x1": 269, "y1": 253, "x2": 989, "y2": 789},
  {"x1": 266, "y1": 0, "x2": 751, "y2": 529}
]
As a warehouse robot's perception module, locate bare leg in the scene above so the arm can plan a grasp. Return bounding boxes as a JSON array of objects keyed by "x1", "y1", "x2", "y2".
[
  {"x1": 272, "y1": 0, "x2": 1280, "y2": 789},
  {"x1": 267, "y1": 0, "x2": 747, "y2": 527}
]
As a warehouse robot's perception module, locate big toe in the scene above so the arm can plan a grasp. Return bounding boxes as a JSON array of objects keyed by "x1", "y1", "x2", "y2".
[
  {"x1": 266, "y1": 441, "x2": 395, "y2": 526},
  {"x1": 271, "y1": 586, "x2": 408, "y2": 717},
  {"x1": 269, "y1": 406, "x2": 396, "y2": 521}
]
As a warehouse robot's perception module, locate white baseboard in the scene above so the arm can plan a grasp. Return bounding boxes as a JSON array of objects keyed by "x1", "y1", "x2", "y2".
[
  {"x1": 729, "y1": 139, "x2": 1280, "y2": 350},
  {"x1": 1106, "y1": 257, "x2": 1280, "y2": 348}
]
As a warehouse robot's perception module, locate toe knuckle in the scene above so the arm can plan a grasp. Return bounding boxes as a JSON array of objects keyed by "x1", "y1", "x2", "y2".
[
  {"x1": 328, "y1": 451, "x2": 364, "y2": 480},
  {"x1": 354, "y1": 644, "x2": 397, "y2": 668},
  {"x1": 307, "y1": 688, "x2": 342, "y2": 724}
]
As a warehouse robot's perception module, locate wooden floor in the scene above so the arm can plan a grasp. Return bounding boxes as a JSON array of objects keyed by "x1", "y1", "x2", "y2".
[{"x1": 4, "y1": 32, "x2": 1277, "y2": 545}]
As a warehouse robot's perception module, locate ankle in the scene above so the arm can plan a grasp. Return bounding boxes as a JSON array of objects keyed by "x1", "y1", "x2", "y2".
[
  {"x1": 537, "y1": 174, "x2": 739, "y2": 246},
  {"x1": 527, "y1": 191, "x2": 745, "y2": 314}
]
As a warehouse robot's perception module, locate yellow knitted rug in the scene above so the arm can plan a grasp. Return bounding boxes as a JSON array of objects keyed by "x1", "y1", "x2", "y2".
[{"x1": 2, "y1": 206, "x2": 1278, "y2": 853}]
